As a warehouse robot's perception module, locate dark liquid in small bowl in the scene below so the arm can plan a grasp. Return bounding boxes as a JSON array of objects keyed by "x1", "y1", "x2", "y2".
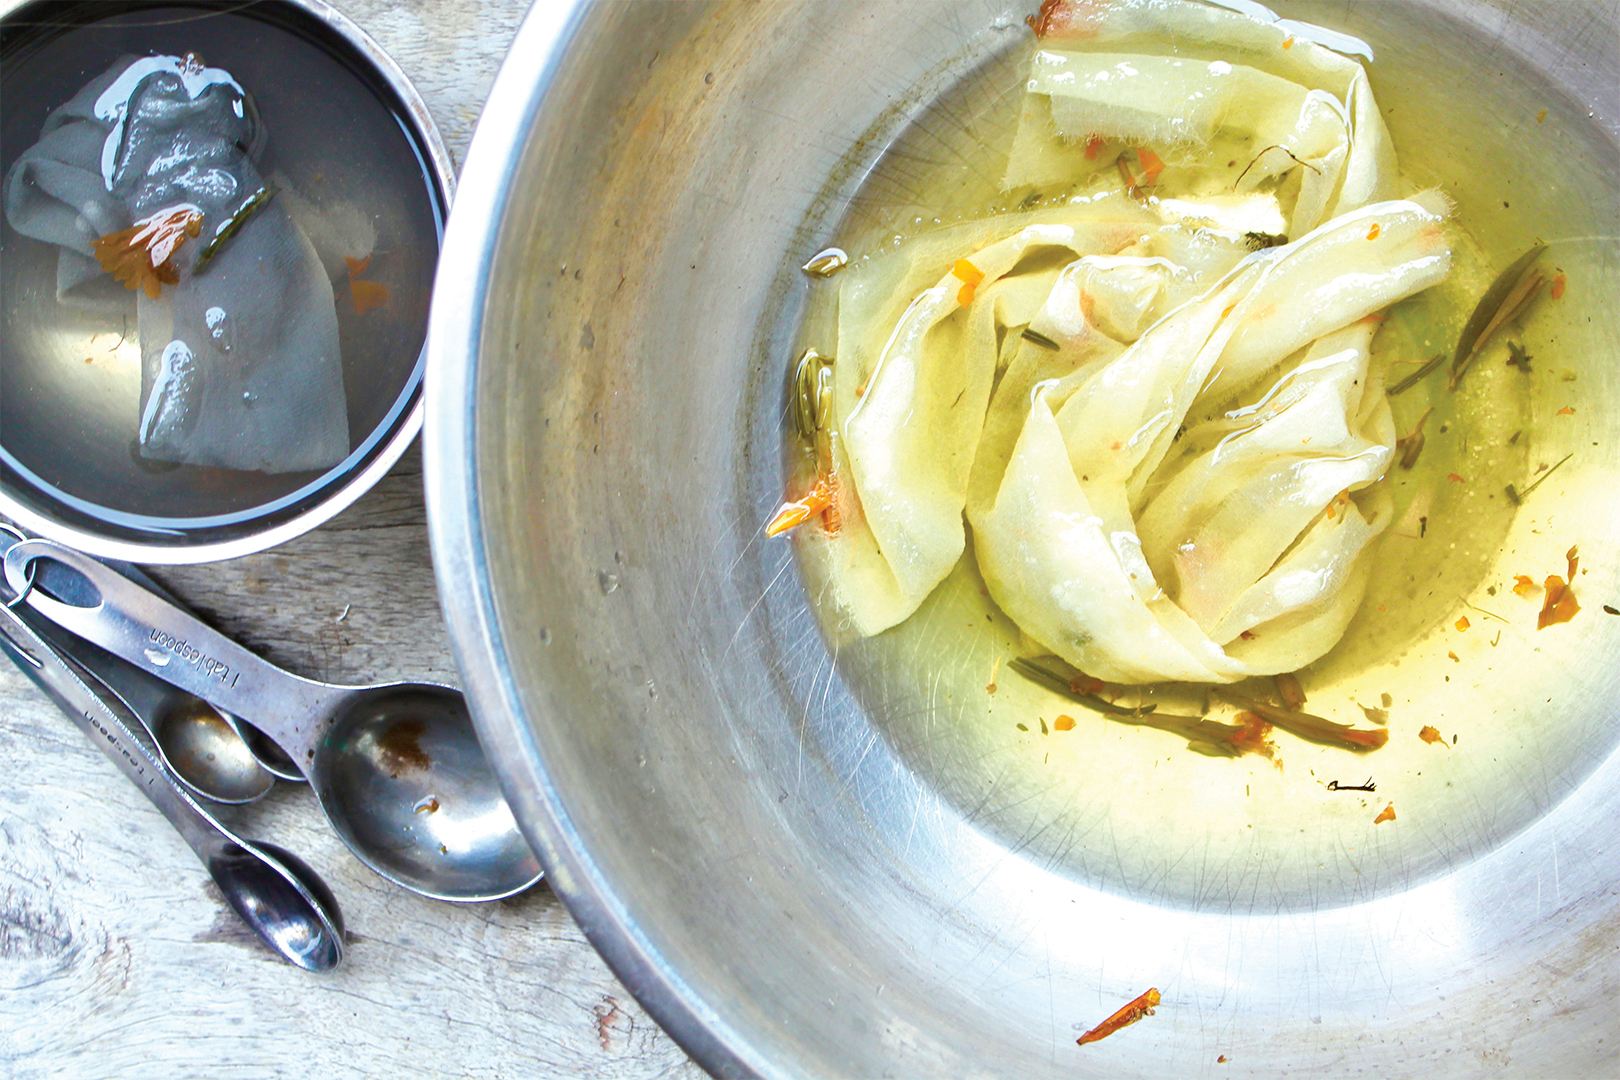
[{"x1": 0, "y1": 1, "x2": 445, "y2": 550}]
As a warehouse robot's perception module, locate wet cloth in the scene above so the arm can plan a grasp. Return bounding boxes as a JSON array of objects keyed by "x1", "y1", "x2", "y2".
[{"x1": 3, "y1": 54, "x2": 349, "y2": 474}]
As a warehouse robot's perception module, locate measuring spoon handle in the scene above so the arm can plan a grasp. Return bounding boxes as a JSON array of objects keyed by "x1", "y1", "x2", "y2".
[
  {"x1": 0, "y1": 602, "x2": 343, "y2": 971},
  {"x1": 3, "y1": 538, "x2": 331, "y2": 761}
]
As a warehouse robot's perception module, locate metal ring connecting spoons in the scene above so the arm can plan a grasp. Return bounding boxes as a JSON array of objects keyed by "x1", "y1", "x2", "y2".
[
  {"x1": 5, "y1": 538, "x2": 543, "y2": 902},
  {"x1": 0, "y1": 527, "x2": 277, "y2": 805},
  {"x1": 0, "y1": 598, "x2": 343, "y2": 971}
]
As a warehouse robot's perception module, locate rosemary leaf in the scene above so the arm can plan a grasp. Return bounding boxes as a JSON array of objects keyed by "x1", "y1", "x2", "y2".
[
  {"x1": 1387, "y1": 353, "x2": 1444, "y2": 396},
  {"x1": 1449, "y1": 243, "x2": 1547, "y2": 390}
]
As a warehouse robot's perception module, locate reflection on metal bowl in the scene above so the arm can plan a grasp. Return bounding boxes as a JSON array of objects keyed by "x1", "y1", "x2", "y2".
[{"x1": 427, "y1": 2, "x2": 1619, "y2": 1076}]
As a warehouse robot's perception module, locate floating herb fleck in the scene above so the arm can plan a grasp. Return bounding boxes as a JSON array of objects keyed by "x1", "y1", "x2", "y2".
[
  {"x1": 1274, "y1": 671, "x2": 1306, "y2": 711},
  {"x1": 1537, "y1": 575, "x2": 1579, "y2": 628},
  {"x1": 1505, "y1": 451, "x2": 1573, "y2": 505},
  {"x1": 1242, "y1": 230, "x2": 1289, "y2": 251},
  {"x1": 801, "y1": 247, "x2": 849, "y2": 279},
  {"x1": 1396, "y1": 405, "x2": 1434, "y2": 469},
  {"x1": 1077, "y1": 988, "x2": 1160, "y2": 1047},
  {"x1": 1009, "y1": 660, "x2": 1280, "y2": 758},
  {"x1": 1387, "y1": 353, "x2": 1444, "y2": 396},
  {"x1": 1449, "y1": 243, "x2": 1547, "y2": 390},
  {"x1": 1008, "y1": 658, "x2": 1154, "y2": 717},
  {"x1": 1020, "y1": 326, "x2": 1061, "y2": 351},
  {"x1": 1212, "y1": 690, "x2": 1389, "y2": 752},
  {"x1": 1506, "y1": 340, "x2": 1533, "y2": 373},
  {"x1": 193, "y1": 186, "x2": 275, "y2": 273},
  {"x1": 93, "y1": 203, "x2": 203, "y2": 297},
  {"x1": 792, "y1": 348, "x2": 834, "y2": 439}
]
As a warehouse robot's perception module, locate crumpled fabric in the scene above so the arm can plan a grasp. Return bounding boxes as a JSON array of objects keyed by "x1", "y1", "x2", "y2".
[
  {"x1": 1006, "y1": 0, "x2": 1398, "y2": 237},
  {"x1": 794, "y1": 0, "x2": 1456, "y2": 684},
  {"x1": 968, "y1": 198, "x2": 1451, "y2": 683},
  {"x1": 3, "y1": 54, "x2": 349, "y2": 474}
]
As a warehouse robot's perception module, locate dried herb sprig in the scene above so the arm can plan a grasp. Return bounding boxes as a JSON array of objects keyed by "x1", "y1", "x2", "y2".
[
  {"x1": 1008, "y1": 658, "x2": 1154, "y2": 717},
  {"x1": 1449, "y1": 243, "x2": 1547, "y2": 390},
  {"x1": 1021, "y1": 327, "x2": 1060, "y2": 350},
  {"x1": 1008, "y1": 658, "x2": 1273, "y2": 758},
  {"x1": 193, "y1": 186, "x2": 276, "y2": 272},
  {"x1": 1211, "y1": 690, "x2": 1389, "y2": 752},
  {"x1": 1387, "y1": 353, "x2": 1444, "y2": 396},
  {"x1": 1396, "y1": 405, "x2": 1434, "y2": 470}
]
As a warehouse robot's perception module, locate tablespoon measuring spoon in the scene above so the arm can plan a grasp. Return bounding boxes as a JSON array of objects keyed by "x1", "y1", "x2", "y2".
[
  {"x1": 0, "y1": 527, "x2": 278, "y2": 804},
  {"x1": 6, "y1": 538, "x2": 544, "y2": 903},
  {"x1": 36, "y1": 618, "x2": 277, "y2": 804},
  {"x1": 0, "y1": 598, "x2": 344, "y2": 972}
]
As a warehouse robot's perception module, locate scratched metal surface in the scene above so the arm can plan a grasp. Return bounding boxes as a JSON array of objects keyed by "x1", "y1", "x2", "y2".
[
  {"x1": 0, "y1": 2, "x2": 704, "y2": 1077},
  {"x1": 429, "y1": 0, "x2": 1620, "y2": 1077}
]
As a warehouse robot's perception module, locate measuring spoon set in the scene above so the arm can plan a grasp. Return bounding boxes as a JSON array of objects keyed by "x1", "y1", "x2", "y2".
[{"x1": 0, "y1": 529, "x2": 542, "y2": 971}]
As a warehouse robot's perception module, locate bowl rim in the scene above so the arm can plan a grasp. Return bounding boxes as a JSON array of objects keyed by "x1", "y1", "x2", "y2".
[
  {"x1": 0, "y1": 0, "x2": 456, "y2": 564},
  {"x1": 422, "y1": 2, "x2": 761, "y2": 1077}
]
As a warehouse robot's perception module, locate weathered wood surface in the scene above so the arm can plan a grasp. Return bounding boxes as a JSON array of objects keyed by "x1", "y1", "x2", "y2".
[{"x1": 0, "y1": 3, "x2": 705, "y2": 1077}]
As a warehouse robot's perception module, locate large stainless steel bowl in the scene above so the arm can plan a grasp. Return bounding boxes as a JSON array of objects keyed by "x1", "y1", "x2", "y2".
[{"x1": 426, "y1": 2, "x2": 1620, "y2": 1075}]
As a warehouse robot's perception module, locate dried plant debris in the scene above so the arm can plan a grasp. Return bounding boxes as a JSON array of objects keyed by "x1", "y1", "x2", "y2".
[
  {"x1": 1078, "y1": 988, "x2": 1160, "y2": 1047},
  {"x1": 1274, "y1": 671, "x2": 1307, "y2": 710},
  {"x1": 765, "y1": 470, "x2": 837, "y2": 537},
  {"x1": 1513, "y1": 546, "x2": 1583, "y2": 628},
  {"x1": 1009, "y1": 658, "x2": 1274, "y2": 759},
  {"x1": 1359, "y1": 704, "x2": 1390, "y2": 725},
  {"x1": 1373, "y1": 802, "x2": 1397, "y2": 824},
  {"x1": 1396, "y1": 406, "x2": 1434, "y2": 469},
  {"x1": 1538, "y1": 575, "x2": 1580, "y2": 628},
  {"x1": 1387, "y1": 353, "x2": 1445, "y2": 396},
  {"x1": 1212, "y1": 691, "x2": 1389, "y2": 752},
  {"x1": 1010, "y1": 658, "x2": 1156, "y2": 717},
  {"x1": 801, "y1": 247, "x2": 849, "y2": 278},
  {"x1": 1021, "y1": 326, "x2": 1061, "y2": 350},
  {"x1": 93, "y1": 204, "x2": 203, "y2": 298},
  {"x1": 1449, "y1": 243, "x2": 1547, "y2": 390},
  {"x1": 193, "y1": 185, "x2": 275, "y2": 272},
  {"x1": 1505, "y1": 340, "x2": 1533, "y2": 373},
  {"x1": 1505, "y1": 452, "x2": 1573, "y2": 505},
  {"x1": 344, "y1": 255, "x2": 389, "y2": 315}
]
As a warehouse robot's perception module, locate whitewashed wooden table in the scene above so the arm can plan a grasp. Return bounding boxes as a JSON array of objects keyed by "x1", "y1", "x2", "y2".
[{"x1": 0, "y1": 3, "x2": 704, "y2": 1077}]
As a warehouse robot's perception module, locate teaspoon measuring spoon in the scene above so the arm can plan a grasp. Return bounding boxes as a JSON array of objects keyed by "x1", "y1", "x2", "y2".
[
  {"x1": 0, "y1": 528, "x2": 278, "y2": 804},
  {"x1": 0, "y1": 598, "x2": 344, "y2": 972},
  {"x1": 6, "y1": 538, "x2": 543, "y2": 903}
]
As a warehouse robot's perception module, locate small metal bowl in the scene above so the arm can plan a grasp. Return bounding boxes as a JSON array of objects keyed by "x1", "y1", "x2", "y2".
[{"x1": 0, "y1": 0, "x2": 452, "y2": 562}]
